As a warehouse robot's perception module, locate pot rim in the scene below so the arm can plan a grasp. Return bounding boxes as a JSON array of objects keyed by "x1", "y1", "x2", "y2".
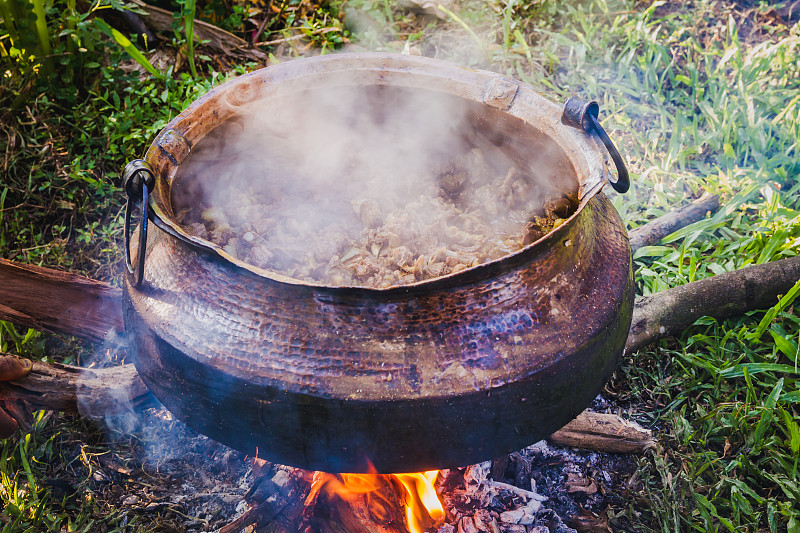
[{"x1": 142, "y1": 52, "x2": 613, "y2": 292}]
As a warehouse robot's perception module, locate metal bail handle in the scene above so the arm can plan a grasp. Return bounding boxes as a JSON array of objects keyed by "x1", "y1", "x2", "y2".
[
  {"x1": 123, "y1": 159, "x2": 156, "y2": 288},
  {"x1": 562, "y1": 96, "x2": 630, "y2": 194}
]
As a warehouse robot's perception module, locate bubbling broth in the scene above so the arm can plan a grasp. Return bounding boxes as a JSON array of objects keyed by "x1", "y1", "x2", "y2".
[{"x1": 170, "y1": 86, "x2": 578, "y2": 287}]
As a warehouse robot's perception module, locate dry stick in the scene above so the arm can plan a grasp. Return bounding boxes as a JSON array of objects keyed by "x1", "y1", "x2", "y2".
[
  {"x1": 127, "y1": 0, "x2": 267, "y2": 61},
  {"x1": 548, "y1": 411, "x2": 655, "y2": 454},
  {"x1": 252, "y1": 0, "x2": 275, "y2": 44},
  {"x1": 628, "y1": 193, "x2": 720, "y2": 252},
  {"x1": 487, "y1": 480, "x2": 547, "y2": 501}
]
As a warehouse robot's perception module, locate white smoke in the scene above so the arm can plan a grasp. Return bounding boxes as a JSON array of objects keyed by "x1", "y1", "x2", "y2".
[{"x1": 172, "y1": 83, "x2": 574, "y2": 286}]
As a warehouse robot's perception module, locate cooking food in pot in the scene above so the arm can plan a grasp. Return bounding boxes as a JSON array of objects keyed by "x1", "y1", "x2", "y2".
[{"x1": 171, "y1": 92, "x2": 577, "y2": 288}]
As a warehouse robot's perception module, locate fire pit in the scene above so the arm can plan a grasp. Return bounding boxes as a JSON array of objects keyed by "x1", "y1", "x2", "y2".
[{"x1": 121, "y1": 53, "x2": 633, "y2": 473}]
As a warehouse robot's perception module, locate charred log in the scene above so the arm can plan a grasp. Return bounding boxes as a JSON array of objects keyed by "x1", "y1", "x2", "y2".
[{"x1": 219, "y1": 465, "x2": 314, "y2": 533}]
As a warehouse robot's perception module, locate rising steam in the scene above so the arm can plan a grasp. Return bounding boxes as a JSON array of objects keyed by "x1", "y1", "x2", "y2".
[{"x1": 172, "y1": 84, "x2": 574, "y2": 287}]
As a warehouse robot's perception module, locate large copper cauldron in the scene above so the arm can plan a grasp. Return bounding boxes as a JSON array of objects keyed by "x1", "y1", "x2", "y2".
[{"x1": 122, "y1": 53, "x2": 634, "y2": 473}]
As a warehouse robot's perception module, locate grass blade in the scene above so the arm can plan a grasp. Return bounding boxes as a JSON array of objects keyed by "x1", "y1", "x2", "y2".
[
  {"x1": 94, "y1": 18, "x2": 161, "y2": 79},
  {"x1": 748, "y1": 276, "x2": 800, "y2": 341},
  {"x1": 183, "y1": 0, "x2": 197, "y2": 78},
  {"x1": 781, "y1": 392, "x2": 800, "y2": 403},
  {"x1": 437, "y1": 4, "x2": 486, "y2": 58},
  {"x1": 719, "y1": 363, "x2": 800, "y2": 378}
]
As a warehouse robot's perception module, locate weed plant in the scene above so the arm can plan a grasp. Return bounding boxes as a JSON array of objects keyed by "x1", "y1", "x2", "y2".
[{"x1": 1, "y1": 0, "x2": 799, "y2": 531}]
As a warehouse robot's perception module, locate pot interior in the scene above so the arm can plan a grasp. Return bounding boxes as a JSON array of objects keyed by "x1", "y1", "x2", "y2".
[{"x1": 167, "y1": 85, "x2": 581, "y2": 286}]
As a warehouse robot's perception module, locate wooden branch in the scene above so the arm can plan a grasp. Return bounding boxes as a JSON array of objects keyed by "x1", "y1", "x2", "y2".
[
  {"x1": 0, "y1": 258, "x2": 123, "y2": 343},
  {"x1": 128, "y1": 0, "x2": 267, "y2": 61},
  {"x1": 0, "y1": 358, "x2": 152, "y2": 416},
  {"x1": 626, "y1": 255, "x2": 800, "y2": 353},
  {"x1": 628, "y1": 193, "x2": 720, "y2": 252},
  {"x1": 548, "y1": 411, "x2": 655, "y2": 453}
]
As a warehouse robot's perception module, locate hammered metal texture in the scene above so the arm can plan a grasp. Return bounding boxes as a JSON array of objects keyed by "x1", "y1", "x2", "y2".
[{"x1": 125, "y1": 192, "x2": 632, "y2": 473}]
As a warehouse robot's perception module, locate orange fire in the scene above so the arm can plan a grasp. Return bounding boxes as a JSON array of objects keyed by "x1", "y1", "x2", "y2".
[
  {"x1": 394, "y1": 471, "x2": 445, "y2": 533},
  {"x1": 306, "y1": 467, "x2": 445, "y2": 533}
]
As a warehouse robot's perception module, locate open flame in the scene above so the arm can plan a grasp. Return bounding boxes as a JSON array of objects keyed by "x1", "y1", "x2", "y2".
[{"x1": 306, "y1": 467, "x2": 445, "y2": 533}]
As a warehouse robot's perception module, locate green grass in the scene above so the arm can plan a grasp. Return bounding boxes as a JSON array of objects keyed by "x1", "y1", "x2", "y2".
[
  {"x1": 497, "y1": 2, "x2": 799, "y2": 530},
  {"x1": 1, "y1": 7, "x2": 255, "y2": 528},
  {"x1": 2, "y1": 0, "x2": 800, "y2": 531},
  {"x1": 0, "y1": 404, "x2": 152, "y2": 532}
]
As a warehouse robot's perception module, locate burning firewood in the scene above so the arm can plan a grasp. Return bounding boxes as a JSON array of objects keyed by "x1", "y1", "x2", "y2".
[
  {"x1": 218, "y1": 463, "x2": 445, "y2": 533},
  {"x1": 302, "y1": 477, "x2": 410, "y2": 533}
]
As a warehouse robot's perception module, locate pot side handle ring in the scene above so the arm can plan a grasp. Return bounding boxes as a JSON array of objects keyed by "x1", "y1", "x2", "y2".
[
  {"x1": 123, "y1": 159, "x2": 156, "y2": 288},
  {"x1": 561, "y1": 96, "x2": 630, "y2": 194}
]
